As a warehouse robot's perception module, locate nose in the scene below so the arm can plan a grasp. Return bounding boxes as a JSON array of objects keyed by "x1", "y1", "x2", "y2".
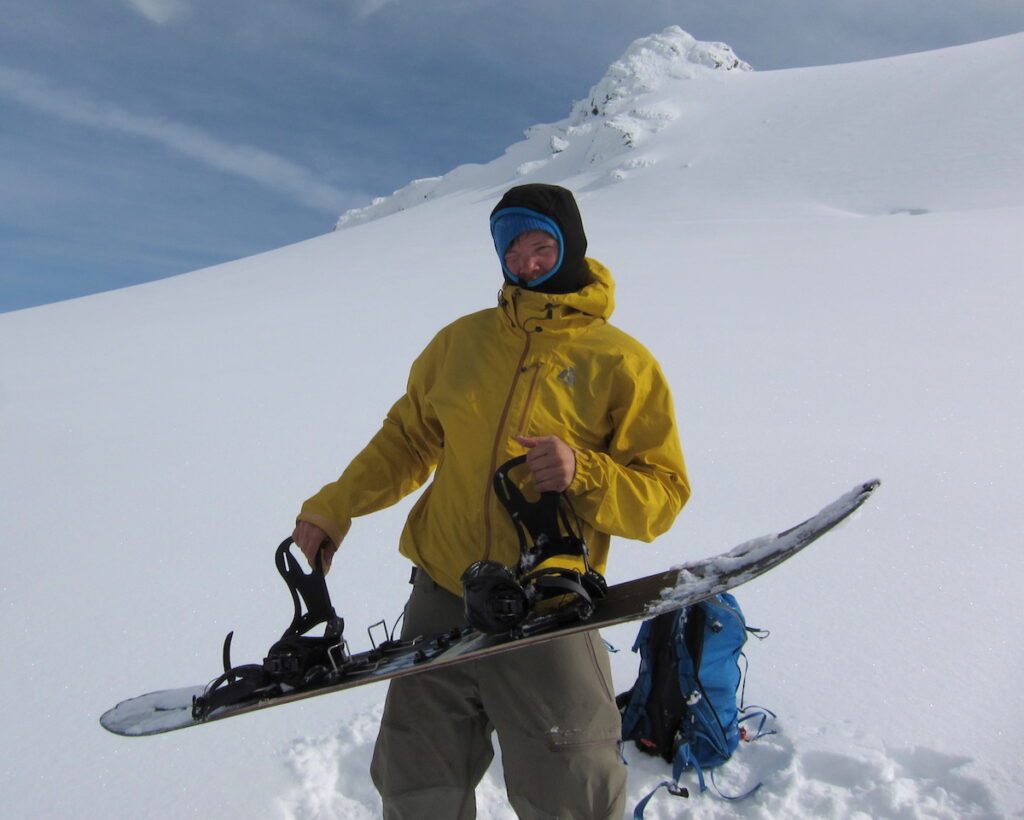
[{"x1": 510, "y1": 254, "x2": 535, "y2": 278}]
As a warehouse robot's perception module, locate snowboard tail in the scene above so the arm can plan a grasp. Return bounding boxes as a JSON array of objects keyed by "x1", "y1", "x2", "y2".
[{"x1": 100, "y1": 479, "x2": 879, "y2": 737}]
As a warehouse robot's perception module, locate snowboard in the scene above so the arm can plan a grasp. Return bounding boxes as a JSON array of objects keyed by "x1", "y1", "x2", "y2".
[{"x1": 101, "y1": 479, "x2": 879, "y2": 737}]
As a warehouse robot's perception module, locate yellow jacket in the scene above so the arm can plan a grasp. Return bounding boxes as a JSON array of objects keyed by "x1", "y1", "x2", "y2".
[{"x1": 298, "y1": 259, "x2": 689, "y2": 595}]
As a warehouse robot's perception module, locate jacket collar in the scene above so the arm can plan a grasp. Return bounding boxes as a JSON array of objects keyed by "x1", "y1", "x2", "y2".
[{"x1": 497, "y1": 258, "x2": 615, "y2": 336}]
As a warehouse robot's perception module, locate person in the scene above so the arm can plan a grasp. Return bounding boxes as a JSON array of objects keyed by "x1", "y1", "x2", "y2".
[{"x1": 292, "y1": 182, "x2": 689, "y2": 819}]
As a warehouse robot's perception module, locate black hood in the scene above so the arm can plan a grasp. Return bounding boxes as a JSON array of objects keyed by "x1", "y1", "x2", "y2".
[{"x1": 489, "y1": 183, "x2": 589, "y2": 294}]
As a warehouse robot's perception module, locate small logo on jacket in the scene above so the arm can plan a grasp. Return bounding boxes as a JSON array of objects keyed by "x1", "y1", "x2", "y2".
[{"x1": 557, "y1": 367, "x2": 576, "y2": 387}]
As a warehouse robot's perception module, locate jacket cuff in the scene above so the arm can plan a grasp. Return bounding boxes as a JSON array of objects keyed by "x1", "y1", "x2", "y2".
[
  {"x1": 569, "y1": 447, "x2": 598, "y2": 494},
  {"x1": 295, "y1": 510, "x2": 351, "y2": 549}
]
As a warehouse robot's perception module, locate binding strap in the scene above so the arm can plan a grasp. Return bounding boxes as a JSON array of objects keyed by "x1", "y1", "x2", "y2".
[{"x1": 492, "y1": 455, "x2": 589, "y2": 573}]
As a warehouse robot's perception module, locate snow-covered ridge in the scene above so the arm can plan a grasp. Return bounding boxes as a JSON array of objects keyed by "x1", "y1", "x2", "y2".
[
  {"x1": 336, "y1": 29, "x2": 1024, "y2": 228},
  {"x1": 568, "y1": 24, "x2": 750, "y2": 123},
  {"x1": 335, "y1": 26, "x2": 748, "y2": 229}
]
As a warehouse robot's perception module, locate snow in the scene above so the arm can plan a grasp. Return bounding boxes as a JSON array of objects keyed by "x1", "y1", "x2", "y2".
[{"x1": 2, "y1": 26, "x2": 1023, "y2": 819}]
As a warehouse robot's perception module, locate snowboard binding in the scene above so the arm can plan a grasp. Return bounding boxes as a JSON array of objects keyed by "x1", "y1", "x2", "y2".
[
  {"x1": 461, "y1": 455, "x2": 607, "y2": 635},
  {"x1": 192, "y1": 539, "x2": 350, "y2": 719}
]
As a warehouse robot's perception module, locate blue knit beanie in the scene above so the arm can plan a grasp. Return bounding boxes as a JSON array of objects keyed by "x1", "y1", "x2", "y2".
[{"x1": 489, "y1": 207, "x2": 565, "y2": 288}]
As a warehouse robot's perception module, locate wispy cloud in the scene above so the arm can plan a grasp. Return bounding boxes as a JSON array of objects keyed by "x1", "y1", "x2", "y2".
[
  {"x1": 349, "y1": 0, "x2": 399, "y2": 20},
  {"x1": 0, "y1": 66, "x2": 348, "y2": 213},
  {"x1": 124, "y1": 0, "x2": 191, "y2": 25}
]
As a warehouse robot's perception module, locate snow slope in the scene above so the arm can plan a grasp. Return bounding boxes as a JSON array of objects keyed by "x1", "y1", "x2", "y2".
[{"x1": 1, "y1": 26, "x2": 1022, "y2": 819}]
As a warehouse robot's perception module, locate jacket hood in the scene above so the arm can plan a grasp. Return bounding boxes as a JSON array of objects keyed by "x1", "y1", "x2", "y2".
[{"x1": 489, "y1": 183, "x2": 589, "y2": 294}]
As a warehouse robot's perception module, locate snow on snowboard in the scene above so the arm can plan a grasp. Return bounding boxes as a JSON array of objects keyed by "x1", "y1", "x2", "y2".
[{"x1": 101, "y1": 479, "x2": 879, "y2": 737}]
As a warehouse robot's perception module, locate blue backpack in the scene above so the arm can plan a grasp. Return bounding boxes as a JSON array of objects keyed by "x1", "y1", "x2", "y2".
[{"x1": 618, "y1": 593, "x2": 772, "y2": 814}]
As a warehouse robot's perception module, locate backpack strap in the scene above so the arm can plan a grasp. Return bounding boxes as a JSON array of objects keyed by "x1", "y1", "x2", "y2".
[
  {"x1": 739, "y1": 707, "x2": 777, "y2": 742},
  {"x1": 709, "y1": 768, "x2": 763, "y2": 801},
  {"x1": 633, "y1": 738, "x2": 763, "y2": 818},
  {"x1": 632, "y1": 779, "x2": 689, "y2": 820},
  {"x1": 630, "y1": 744, "x2": 705, "y2": 819},
  {"x1": 675, "y1": 742, "x2": 707, "y2": 792}
]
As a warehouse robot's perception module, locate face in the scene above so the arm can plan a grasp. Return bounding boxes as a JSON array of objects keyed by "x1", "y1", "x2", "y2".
[{"x1": 503, "y1": 230, "x2": 559, "y2": 283}]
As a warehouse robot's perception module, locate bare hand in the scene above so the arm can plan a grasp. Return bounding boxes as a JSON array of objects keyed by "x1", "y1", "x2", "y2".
[
  {"x1": 291, "y1": 520, "x2": 337, "y2": 574},
  {"x1": 516, "y1": 435, "x2": 576, "y2": 493}
]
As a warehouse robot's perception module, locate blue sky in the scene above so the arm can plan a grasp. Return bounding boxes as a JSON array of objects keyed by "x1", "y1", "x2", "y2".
[{"x1": 2, "y1": 0, "x2": 1023, "y2": 313}]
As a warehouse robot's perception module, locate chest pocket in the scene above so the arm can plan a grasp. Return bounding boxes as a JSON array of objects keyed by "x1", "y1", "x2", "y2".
[{"x1": 518, "y1": 357, "x2": 613, "y2": 453}]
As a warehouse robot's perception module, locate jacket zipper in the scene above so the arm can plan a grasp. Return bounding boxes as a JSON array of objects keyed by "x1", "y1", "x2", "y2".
[{"x1": 482, "y1": 326, "x2": 534, "y2": 562}]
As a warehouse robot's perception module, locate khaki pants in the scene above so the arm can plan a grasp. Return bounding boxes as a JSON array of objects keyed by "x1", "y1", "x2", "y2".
[{"x1": 370, "y1": 569, "x2": 627, "y2": 819}]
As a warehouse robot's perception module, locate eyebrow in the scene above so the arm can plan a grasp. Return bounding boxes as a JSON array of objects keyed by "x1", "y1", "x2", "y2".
[{"x1": 507, "y1": 236, "x2": 557, "y2": 253}]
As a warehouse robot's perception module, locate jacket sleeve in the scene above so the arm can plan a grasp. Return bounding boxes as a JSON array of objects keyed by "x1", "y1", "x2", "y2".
[
  {"x1": 569, "y1": 354, "x2": 689, "y2": 541},
  {"x1": 296, "y1": 335, "x2": 446, "y2": 547}
]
